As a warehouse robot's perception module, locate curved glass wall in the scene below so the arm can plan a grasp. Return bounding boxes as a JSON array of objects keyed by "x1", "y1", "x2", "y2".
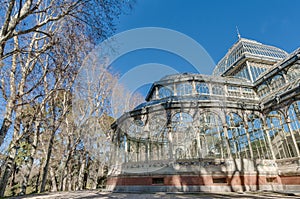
[
  {"x1": 171, "y1": 112, "x2": 194, "y2": 159},
  {"x1": 226, "y1": 112, "x2": 251, "y2": 159},
  {"x1": 111, "y1": 42, "x2": 300, "y2": 167},
  {"x1": 288, "y1": 101, "x2": 300, "y2": 150},
  {"x1": 151, "y1": 81, "x2": 256, "y2": 100},
  {"x1": 266, "y1": 111, "x2": 294, "y2": 159},
  {"x1": 149, "y1": 114, "x2": 168, "y2": 141},
  {"x1": 116, "y1": 106, "x2": 300, "y2": 163},
  {"x1": 199, "y1": 112, "x2": 225, "y2": 158},
  {"x1": 247, "y1": 114, "x2": 272, "y2": 159},
  {"x1": 241, "y1": 87, "x2": 256, "y2": 99}
]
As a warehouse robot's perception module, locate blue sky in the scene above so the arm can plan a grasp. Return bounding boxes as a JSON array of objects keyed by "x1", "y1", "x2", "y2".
[{"x1": 112, "y1": 0, "x2": 300, "y2": 73}]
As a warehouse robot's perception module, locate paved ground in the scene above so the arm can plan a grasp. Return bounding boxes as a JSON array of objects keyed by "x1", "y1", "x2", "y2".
[{"x1": 8, "y1": 191, "x2": 300, "y2": 199}]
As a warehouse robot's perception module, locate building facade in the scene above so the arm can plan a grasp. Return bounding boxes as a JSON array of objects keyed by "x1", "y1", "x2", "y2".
[{"x1": 107, "y1": 38, "x2": 300, "y2": 192}]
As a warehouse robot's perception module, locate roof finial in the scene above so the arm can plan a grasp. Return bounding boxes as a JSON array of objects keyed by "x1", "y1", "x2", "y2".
[{"x1": 236, "y1": 26, "x2": 241, "y2": 40}]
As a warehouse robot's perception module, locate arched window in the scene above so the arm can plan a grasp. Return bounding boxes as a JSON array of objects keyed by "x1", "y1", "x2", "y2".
[
  {"x1": 199, "y1": 112, "x2": 225, "y2": 158},
  {"x1": 176, "y1": 83, "x2": 192, "y2": 96},
  {"x1": 175, "y1": 148, "x2": 184, "y2": 159},
  {"x1": 151, "y1": 144, "x2": 160, "y2": 161},
  {"x1": 247, "y1": 114, "x2": 272, "y2": 159},
  {"x1": 149, "y1": 114, "x2": 167, "y2": 142},
  {"x1": 196, "y1": 82, "x2": 209, "y2": 94},
  {"x1": 127, "y1": 140, "x2": 138, "y2": 162},
  {"x1": 128, "y1": 119, "x2": 145, "y2": 138},
  {"x1": 212, "y1": 85, "x2": 224, "y2": 95},
  {"x1": 158, "y1": 86, "x2": 173, "y2": 99},
  {"x1": 171, "y1": 112, "x2": 194, "y2": 159},
  {"x1": 226, "y1": 112, "x2": 251, "y2": 158},
  {"x1": 190, "y1": 139, "x2": 198, "y2": 158},
  {"x1": 139, "y1": 144, "x2": 146, "y2": 162},
  {"x1": 287, "y1": 101, "x2": 300, "y2": 154},
  {"x1": 266, "y1": 111, "x2": 293, "y2": 159},
  {"x1": 172, "y1": 112, "x2": 193, "y2": 132},
  {"x1": 288, "y1": 101, "x2": 300, "y2": 131}
]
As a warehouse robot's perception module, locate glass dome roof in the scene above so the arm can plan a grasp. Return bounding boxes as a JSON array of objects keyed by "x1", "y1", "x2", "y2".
[{"x1": 213, "y1": 38, "x2": 288, "y2": 76}]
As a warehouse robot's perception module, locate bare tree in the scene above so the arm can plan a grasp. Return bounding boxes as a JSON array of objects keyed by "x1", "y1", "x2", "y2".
[
  {"x1": 0, "y1": 0, "x2": 135, "y2": 196},
  {"x1": 0, "y1": 0, "x2": 134, "y2": 148}
]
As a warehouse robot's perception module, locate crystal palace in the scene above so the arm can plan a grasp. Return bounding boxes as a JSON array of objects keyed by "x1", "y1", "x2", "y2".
[{"x1": 107, "y1": 37, "x2": 300, "y2": 192}]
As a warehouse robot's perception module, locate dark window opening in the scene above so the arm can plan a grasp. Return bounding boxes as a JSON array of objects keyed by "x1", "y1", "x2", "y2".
[
  {"x1": 266, "y1": 177, "x2": 276, "y2": 183},
  {"x1": 152, "y1": 177, "x2": 164, "y2": 185},
  {"x1": 213, "y1": 177, "x2": 227, "y2": 184}
]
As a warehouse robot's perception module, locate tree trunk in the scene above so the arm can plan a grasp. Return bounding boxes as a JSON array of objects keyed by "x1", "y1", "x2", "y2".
[
  {"x1": 20, "y1": 121, "x2": 40, "y2": 195},
  {"x1": 70, "y1": 170, "x2": 75, "y2": 191},
  {"x1": 59, "y1": 135, "x2": 72, "y2": 191},
  {"x1": 77, "y1": 151, "x2": 87, "y2": 190},
  {"x1": 59, "y1": 136, "x2": 80, "y2": 191},
  {"x1": 91, "y1": 164, "x2": 98, "y2": 190},
  {"x1": 40, "y1": 129, "x2": 55, "y2": 193},
  {"x1": 0, "y1": 116, "x2": 12, "y2": 147},
  {"x1": 67, "y1": 165, "x2": 72, "y2": 191},
  {"x1": 50, "y1": 167, "x2": 57, "y2": 192},
  {"x1": 62, "y1": 169, "x2": 68, "y2": 191},
  {"x1": 91, "y1": 162, "x2": 103, "y2": 189},
  {"x1": 9, "y1": 163, "x2": 17, "y2": 196},
  {"x1": 97, "y1": 164, "x2": 105, "y2": 188},
  {"x1": 0, "y1": 98, "x2": 22, "y2": 196},
  {"x1": 40, "y1": 98, "x2": 56, "y2": 193},
  {"x1": 0, "y1": 146, "x2": 17, "y2": 197},
  {"x1": 69, "y1": 163, "x2": 76, "y2": 191},
  {"x1": 0, "y1": 35, "x2": 18, "y2": 147},
  {"x1": 35, "y1": 161, "x2": 43, "y2": 193}
]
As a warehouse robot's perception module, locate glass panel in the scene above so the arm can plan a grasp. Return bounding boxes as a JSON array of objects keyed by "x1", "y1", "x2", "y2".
[
  {"x1": 257, "y1": 84, "x2": 269, "y2": 98},
  {"x1": 287, "y1": 64, "x2": 300, "y2": 81},
  {"x1": 149, "y1": 114, "x2": 167, "y2": 142},
  {"x1": 247, "y1": 114, "x2": 272, "y2": 159},
  {"x1": 196, "y1": 83, "x2": 209, "y2": 94},
  {"x1": 227, "y1": 86, "x2": 240, "y2": 97},
  {"x1": 176, "y1": 83, "x2": 193, "y2": 96},
  {"x1": 266, "y1": 111, "x2": 293, "y2": 159},
  {"x1": 287, "y1": 102, "x2": 300, "y2": 154},
  {"x1": 270, "y1": 75, "x2": 285, "y2": 90},
  {"x1": 128, "y1": 119, "x2": 145, "y2": 138},
  {"x1": 158, "y1": 86, "x2": 173, "y2": 98},
  {"x1": 226, "y1": 112, "x2": 251, "y2": 158},
  {"x1": 199, "y1": 112, "x2": 225, "y2": 158},
  {"x1": 212, "y1": 85, "x2": 224, "y2": 95},
  {"x1": 171, "y1": 112, "x2": 194, "y2": 159}
]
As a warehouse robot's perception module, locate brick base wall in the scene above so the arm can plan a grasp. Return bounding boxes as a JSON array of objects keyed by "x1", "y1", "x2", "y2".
[{"x1": 106, "y1": 174, "x2": 300, "y2": 192}]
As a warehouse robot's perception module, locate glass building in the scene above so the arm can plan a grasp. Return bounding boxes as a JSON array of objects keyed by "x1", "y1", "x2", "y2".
[{"x1": 107, "y1": 38, "x2": 300, "y2": 192}]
